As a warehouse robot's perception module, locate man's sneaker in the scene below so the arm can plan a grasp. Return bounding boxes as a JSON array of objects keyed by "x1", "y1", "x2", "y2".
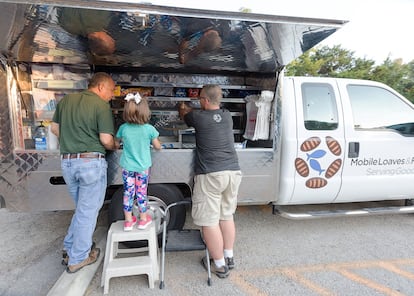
[
  {"x1": 124, "y1": 216, "x2": 137, "y2": 231},
  {"x1": 137, "y1": 215, "x2": 152, "y2": 230},
  {"x1": 66, "y1": 247, "x2": 100, "y2": 273},
  {"x1": 61, "y1": 242, "x2": 96, "y2": 266},
  {"x1": 225, "y1": 257, "x2": 235, "y2": 269},
  {"x1": 201, "y1": 256, "x2": 229, "y2": 279}
]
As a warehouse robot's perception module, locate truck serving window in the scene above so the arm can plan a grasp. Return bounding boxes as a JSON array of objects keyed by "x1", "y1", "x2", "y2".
[
  {"x1": 302, "y1": 83, "x2": 338, "y2": 130},
  {"x1": 347, "y1": 85, "x2": 414, "y2": 135}
]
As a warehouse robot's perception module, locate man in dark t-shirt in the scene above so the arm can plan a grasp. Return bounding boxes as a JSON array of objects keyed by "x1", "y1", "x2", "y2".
[{"x1": 179, "y1": 85, "x2": 242, "y2": 279}]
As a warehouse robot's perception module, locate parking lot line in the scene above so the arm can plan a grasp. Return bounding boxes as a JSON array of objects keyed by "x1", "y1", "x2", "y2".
[
  {"x1": 231, "y1": 273, "x2": 268, "y2": 296},
  {"x1": 377, "y1": 261, "x2": 414, "y2": 281},
  {"x1": 279, "y1": 269, "x2": 334, "y2": 296},
  {"x1": 332, "y1": 268, "x2": 404, "y2": 296},
  {"x1": 231, "y1": 258, "x2": 414, "y2": 296}
]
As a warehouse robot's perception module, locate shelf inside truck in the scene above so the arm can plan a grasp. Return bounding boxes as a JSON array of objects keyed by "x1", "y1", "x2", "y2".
[{"x1": 34, "y1": 80, "x2": 88, "y2": 90}]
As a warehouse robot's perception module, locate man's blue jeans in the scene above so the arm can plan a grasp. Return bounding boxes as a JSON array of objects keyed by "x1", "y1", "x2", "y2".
[{"x1": 61, "y1": 157, "x2": 107, "y2": 265}]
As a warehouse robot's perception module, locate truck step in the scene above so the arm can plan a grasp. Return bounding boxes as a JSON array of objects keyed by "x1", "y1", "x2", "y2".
[{"x1": 273, "y1": 204, "x2": 414, "y2": 220}]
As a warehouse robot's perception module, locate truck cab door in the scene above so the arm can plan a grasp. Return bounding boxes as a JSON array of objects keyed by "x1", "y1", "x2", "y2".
[
  {"x1": 288, "y1": 77, "x2": 346, "y2": 204},
  {"x1": 334, "y1": 80, "x2": 414, "y2": 202}
]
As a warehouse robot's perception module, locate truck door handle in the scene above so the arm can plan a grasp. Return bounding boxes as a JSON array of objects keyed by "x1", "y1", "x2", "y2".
[{"x1": 348, "y1": 142, "x2": 359, "y2": 158}]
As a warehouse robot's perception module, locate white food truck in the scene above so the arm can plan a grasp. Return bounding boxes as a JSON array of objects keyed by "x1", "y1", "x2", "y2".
[{"x1": 1, "y1": 0, "x2": 413, "y2": 229}]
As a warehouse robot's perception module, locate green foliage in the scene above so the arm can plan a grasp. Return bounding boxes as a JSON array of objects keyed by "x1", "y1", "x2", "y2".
[
  {"x1": 286, "y1": 45, "x2": 414, "y2": 102},
  {"x1": 239, "y1": 7, "x2": 252, "y2": 13}
]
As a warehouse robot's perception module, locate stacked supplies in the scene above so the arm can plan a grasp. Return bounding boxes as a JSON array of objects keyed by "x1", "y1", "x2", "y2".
[{"x1": 243, "y1": 91, "x2": 274, "y2": 141}]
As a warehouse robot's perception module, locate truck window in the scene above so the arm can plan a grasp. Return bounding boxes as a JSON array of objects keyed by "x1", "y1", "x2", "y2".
[
  {"x1": 347, "y1": 85, "x2": 414, "y2": 135},
  {"x1": 302, "y1": 83, "x2": 338, "y2": 130}
]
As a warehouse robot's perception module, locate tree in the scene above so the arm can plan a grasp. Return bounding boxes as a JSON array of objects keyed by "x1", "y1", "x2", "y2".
[
  {"x1": 285, "y1": 49, "x2": 323, "y2": 76},
  {"x1": 313, "y1": 45, "x2": 355, "y2": 75},
  {"x1": 239, "y1": 7, "x2": 252, "y2": 13},
  {"x1": 403, "y1": 61, "x2": 414, "y2": 100},
  {"x1": 286, "y1": 45, "x2": 375, "y2": 77},
  {"x1": 285, "y1": 45, "x2": 414, "y2": 102}
]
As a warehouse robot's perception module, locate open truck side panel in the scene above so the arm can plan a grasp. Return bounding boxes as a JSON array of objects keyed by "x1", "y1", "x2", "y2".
[{"x1": 0, "y1": 1, "x2": 345, "y2": 212}]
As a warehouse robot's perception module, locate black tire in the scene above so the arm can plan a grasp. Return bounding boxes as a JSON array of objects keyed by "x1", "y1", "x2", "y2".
[
  {"x1": 108, "y1": 183, "x2": 186, "y2": 230},
  {"x1": 148, "y1": 184, "x2": 186, "y2": 231},
  {"x1": 108, "y1": 187, "x2": 125, "y2": 226},
  {"x1": 108, "y1": 184, "x2": 186, "y2": 248}
]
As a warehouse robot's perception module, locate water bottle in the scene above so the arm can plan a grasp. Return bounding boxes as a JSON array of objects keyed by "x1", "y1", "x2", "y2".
[{"x1": 34, "y1": 122, "x2": 47, "y2": 150}]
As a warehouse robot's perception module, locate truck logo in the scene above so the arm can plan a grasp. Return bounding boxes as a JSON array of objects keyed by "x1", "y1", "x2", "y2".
[
  {"x1": 295, "y1": 136, "x2": 342, "y2": 188},
  {"x1": 326, "y1": 136, "x2": 341, "y2": 156}
]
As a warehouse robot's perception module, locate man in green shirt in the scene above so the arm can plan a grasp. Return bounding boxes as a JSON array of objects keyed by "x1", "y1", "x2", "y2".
[{"x1": 51, "y1": 72, "x2": 117, "y2": 273}]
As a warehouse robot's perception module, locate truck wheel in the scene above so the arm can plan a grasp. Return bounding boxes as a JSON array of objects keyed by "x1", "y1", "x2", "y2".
[
  {"x1": 108, "y1": 187, "x2": 124, "y2": 226},
  {"x1": 148, "y1": 184, "x2": 186, "y2": 231},
  {"x1": 108, "y1": 184, "x2": 186, "y2": 231},
  {"x1": 108, "y1": 184, "x2": 186, "y2": 248}
]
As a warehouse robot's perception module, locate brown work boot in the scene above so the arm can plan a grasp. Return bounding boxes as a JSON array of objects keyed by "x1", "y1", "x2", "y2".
[
  {"x1": 62, "y1": 242, "x2": 96, "y2": 266},
  {"x1": 66, "y1": 248, "x2": 100, "y2": 273}
]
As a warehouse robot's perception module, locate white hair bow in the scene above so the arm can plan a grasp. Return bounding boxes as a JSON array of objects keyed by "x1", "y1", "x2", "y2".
[{"x1": 125, "y1": 92, "x2": 142, "y2": 104}]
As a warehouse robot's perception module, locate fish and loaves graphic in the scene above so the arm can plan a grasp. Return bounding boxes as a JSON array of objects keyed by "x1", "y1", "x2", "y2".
[{"x1": 295, "y1": 136, "x2": 342, "y2": 188}]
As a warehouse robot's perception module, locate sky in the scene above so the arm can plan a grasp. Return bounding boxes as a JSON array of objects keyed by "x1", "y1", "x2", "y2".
[{"x1": 107, "y1": 0, "x2": 413, "y2": 64}]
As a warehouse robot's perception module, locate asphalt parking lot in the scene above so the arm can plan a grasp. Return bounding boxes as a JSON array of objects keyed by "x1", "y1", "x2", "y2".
[
  {"x1": 0, "y1": 208, "x2": 72, "y2": 296},
  {"x1": 2, "y1": 202, "x2": 414, "y2": 296}
]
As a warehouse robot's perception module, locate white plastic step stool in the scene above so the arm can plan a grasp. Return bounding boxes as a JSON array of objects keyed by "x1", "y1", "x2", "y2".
[{"x1": 101, "y1": 221, "x2": 159, "y2": 294}]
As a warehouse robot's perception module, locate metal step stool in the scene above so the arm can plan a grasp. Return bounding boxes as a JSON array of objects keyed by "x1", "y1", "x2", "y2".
[{"x1": 101, "y1": 220, "x2": 159, "y2": 294}]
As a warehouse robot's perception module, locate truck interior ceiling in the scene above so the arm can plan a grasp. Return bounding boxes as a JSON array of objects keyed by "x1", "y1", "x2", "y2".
[{"x1": 0, "y1": 1, "x2": 344, "y2": 150}]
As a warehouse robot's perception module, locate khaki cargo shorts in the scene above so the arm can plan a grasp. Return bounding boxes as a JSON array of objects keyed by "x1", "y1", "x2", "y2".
[{"x1": 192, "y1": 170, "x2": 242, "y2": 227}]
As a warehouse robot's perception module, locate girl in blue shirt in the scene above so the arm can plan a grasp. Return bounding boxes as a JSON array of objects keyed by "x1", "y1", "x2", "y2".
[{"x1": 116, "y1": 93, "x2": 162, "y2": 231}]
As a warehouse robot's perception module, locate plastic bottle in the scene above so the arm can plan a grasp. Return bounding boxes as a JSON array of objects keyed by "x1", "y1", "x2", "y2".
[{"x1": 34, "y1": 121, "x2": 47, "y2": 150}]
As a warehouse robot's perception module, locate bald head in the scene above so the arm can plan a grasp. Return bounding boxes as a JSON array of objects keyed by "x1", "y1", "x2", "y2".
[
  {"x1": 87, "y1": 31, "x2": 116, "y2": 56},
  {"x1": 88, "y1": 72, "x2": 115, "y2": 102}
]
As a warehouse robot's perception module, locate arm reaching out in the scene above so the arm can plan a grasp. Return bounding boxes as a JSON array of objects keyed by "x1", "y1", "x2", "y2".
[
  {"x1": 152, "y1": 137, "x2": 162, "y2": 150},
  {"x1": 178, "y1": 102, "x2": 192, "y2": 120},
  {"x1": 51, "y1": 122, "x2": 59, "y2": 137},
  {"x1": 99, "y1": 133, "x2": 117, "y2": 150}
]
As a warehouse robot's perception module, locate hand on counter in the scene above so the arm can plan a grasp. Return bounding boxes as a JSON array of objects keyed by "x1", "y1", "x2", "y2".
[{"x1": 178, "y1": 101, "x2": 192, "y2": 119}]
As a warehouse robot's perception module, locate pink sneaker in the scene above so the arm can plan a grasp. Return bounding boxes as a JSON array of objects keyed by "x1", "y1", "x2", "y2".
[
  {"x1": 123, "y1": 216, "x2": 137, "y2": 231},
  {"x1": 137, "y1": 216, "x2": 152, "y2": 230}
]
